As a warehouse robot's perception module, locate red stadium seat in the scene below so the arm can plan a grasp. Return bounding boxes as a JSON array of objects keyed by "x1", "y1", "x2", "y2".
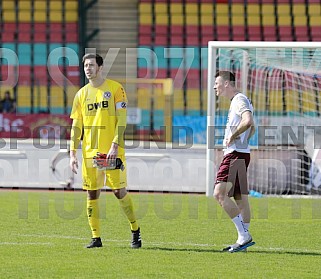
[
  {"x1": 201, "y1": 25, "x2": 214, "y2": 35},
  {"x1": 50, "y1": 32, "x2": 63, "y2": 43},
  {"x1": 139, "y1": 25, "x2": 152, "y2": 35},
  {"x1": 154, "y1": 35, "x2": 168, "y2": 46},
  {"x1": 170, "y1": 35, "x2": 184, "y2": 46},
  {"x1": 18, "y1": 32, "x2": 31, "y2": 42},
  {"x1": 139, "y1": 34, "x2": 152, "y2": 45},
  {"x1": 2, "y1": 32, "x2": 15, "y2": 42},
  {"x1": 171, "y1": 25, "x2": 183, "y2": 35},
  {"x1": 155, "y1": 25, "x2": 168, "y2": 35}
]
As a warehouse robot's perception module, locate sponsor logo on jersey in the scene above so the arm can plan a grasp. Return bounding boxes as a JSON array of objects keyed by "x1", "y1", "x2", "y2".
[
  {"x1": 121, "y1": 102, "x2": 127, "y2": 108},
  {"x1": 103, "y1": 91, "x2": 111, "y2": 99},
  {"x1": 87, "y1": 101, "x2": 109, "y2": 111}
]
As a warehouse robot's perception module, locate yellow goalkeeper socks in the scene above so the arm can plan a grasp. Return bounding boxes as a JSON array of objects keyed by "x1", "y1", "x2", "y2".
[
  {"x1": 119, "y1": 194, "x2": 139, "y2": 231},
  {"x1": 87, "y1": 199, "x2": 100, "y2": 238}
]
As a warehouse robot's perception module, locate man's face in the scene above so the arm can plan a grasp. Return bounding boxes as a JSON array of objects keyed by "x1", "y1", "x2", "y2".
[
  {"x1": 214, "y1": 76, "x2": 226, "y2": 97},
  {"x1": 84, "y1": 58, "x2": 100, "y2": 80}
]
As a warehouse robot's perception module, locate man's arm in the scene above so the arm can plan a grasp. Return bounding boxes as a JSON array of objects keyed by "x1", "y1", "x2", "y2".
[
  {"x1": 69, "y1": 118, "x2": 83, "y2": 174},
  {"x1": 226, "y1": 111, "x2": 254, "y2": 146}
]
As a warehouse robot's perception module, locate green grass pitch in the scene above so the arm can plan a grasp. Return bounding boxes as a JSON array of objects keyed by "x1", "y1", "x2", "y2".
[{"x1": 1, "y1": 190, "x2": 321, "y2": 278}]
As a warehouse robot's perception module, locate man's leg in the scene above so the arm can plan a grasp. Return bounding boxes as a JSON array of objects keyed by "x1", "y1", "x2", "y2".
[
  {"x1": 214, "y1": 182, "x2": 250, "y2": 245},
  {"x1": 113, "y1": 188, "x2": 141, "y2": 248},
  {"x1": 86, "y1": 189, "x2": 102, "y2": 248},
  {"x1": 235, "y1": 194, "x2": 251, "y2": 230}
]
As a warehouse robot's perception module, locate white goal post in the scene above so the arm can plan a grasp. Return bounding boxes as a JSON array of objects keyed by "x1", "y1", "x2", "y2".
[{"x1": 206, "y1": 41, "x2": 321, "y2": 197}]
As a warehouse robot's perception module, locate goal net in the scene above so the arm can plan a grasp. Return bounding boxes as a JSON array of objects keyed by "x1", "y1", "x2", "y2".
[{"x1": 206, "y1": 42, "x2": 321, "y2": 196}]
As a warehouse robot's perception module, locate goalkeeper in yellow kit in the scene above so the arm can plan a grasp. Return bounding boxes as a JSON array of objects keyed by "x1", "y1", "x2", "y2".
[{"x1": 69, "y1": 53, "x2": 141, "y2": 248}]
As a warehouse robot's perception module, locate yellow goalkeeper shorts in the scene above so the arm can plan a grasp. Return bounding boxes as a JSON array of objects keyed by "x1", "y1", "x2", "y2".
[{"x1": 81, "y1": 155, "x2": 127, "y2": 190}]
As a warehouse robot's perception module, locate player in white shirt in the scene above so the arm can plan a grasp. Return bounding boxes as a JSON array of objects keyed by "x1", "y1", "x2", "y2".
[{"x1": 213, "y1": 71, "x2": 256, "y2": 252}]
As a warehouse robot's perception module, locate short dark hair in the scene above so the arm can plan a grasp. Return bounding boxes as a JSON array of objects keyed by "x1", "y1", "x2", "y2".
[
  {"x1": 215, "y1": 71, "x2": 235, "y2": 86},
  {"x1": 82, "y1": 53, "x2": 104, "y2": 66}
]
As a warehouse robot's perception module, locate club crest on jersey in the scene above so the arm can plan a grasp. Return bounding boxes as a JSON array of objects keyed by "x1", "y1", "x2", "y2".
[{"x1": 103, "y1": 91, "x2": 111, "y2": 99}]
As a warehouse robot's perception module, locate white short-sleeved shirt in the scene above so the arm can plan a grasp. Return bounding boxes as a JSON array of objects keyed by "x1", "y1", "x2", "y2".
[{"x1": 223, "y1": 93, "x2": 253, "y2": 155}]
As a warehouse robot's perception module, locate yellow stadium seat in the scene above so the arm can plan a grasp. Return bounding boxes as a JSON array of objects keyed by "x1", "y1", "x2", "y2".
[
  {"x1": 50, "y1": 11, "x2": 62, "y2": 22},
  {"x1": 216, "y1": 4, "x2": 228, "y2": 15},
  {"x1": 67, "y1": 86, "x2": 78, "y2": 107},
  {"x1": 3, "y1": 10, "x2": 16, "y2": 22},
  {"x1": 173, "y1": 90, "x2": 184, "y2": 111},
  {"x1": 140, "y1": 14, "x2": 152, "y2": 25},
  {"x1": 232, "y1": 15, "x2": 245, "y2": 26},
  {"x1": 19, "y1": 0, "x2": 31, "y2": 10},
  {"x1": 19, "y1": 11, "x2": 31, "y2": 22},
  {"x1": 171, "y1": 15, "x2": 183, "y2": 25},
  {"x1": 269, "y1": 90, "x2": 283, "y2": 112},
  {"x1": 137, "y1": 88, "x2": 150, "y2": 110},
  {"x1": 216, "y1": 16, "x2": 229, "y2": 25},
  {"x1": 231, "y1": 4, "x2": 244, "y2": 16},
  {"x1": 310, "y1": 15, "x2": 321, "y2": 27},
  {"x1": 308, "y1": 4, "x2": 321, "y2": 15},
  {"x1": 186, "y1": 15, "x2": 198, "y2": 25},
  {"x1": 293, "y1": 15, "x2": 307, "y2": 26},
  {"x1": 201, "y1": 3, "x2": 213, "y2": 15},
  {"x1": 50, "y1": 1, "x2": 62, "y2": 10},
  {"x1": 34, "y1": 1, "x2": 46, "y2": 10},
  {"x1": 65, "y1": 11, "x2": 78, "y2": 22},
  {"x1": 292, "y1": 4, "x2": 306, "y2": 16},
  {"x1": 156, "y1": 15, "x2": 168, "y2": 25},
  {"x1": 36, "y1": 86, "x2": 48, "y2": 108},
  {"x1": 65, "y1": 1, "x2": 78, "y2": 10},
  {"x1": 277, "y1": 4, "x2": 290, "y2": 15},
  {"x1": 155, "y1": 3, "x2": 167, "y2": 14},
  {"x1": 218, "y1": 96, "x2": 230, "y2": 111},
  {"x1": 186, "y1": 89, "x2": 200, "y2": 111},
  {"x1": 201, "y1": 15, "x2": 213, "y2": 25},
  {"x1": 154, "y1": 89, "x2": 165, "y2": 110},
  {"x1": 139, "y1": 3, "x2": 151, "y2": 14},
  {"x1": 17, "y1": 86, "x2": 31, "y2": 108},
  {"x1": 262, "y1": 15, "x2": 275, "y2": 26},
  {"x1": 247, "y1": 4, "x2": 260, "y2": 15},
  {"x1": 185, "y1": 3, "x2": 198, "y2": 14},
  {"x1": 50, "y1": 87, "x2": 64, "y2": 107},
  {"x1": 261, "y1": 4, "x2": 274, "y2": 14},
  {"x1": 171, "y1": 3, "x2": 183, "y2": 14},
  {"x1": 278, "y1": 16, "x2": 291, "y2": 26},
  {"x1": 251, "y1": 89, "x2": 266, "y2": 112},
  {"x1": 2, "y1": 1, "x2": 15, "y2": 9},
  {"x1": 285, "y1": 90, "x2": 299, "y2": 113},
  {"x1": 247, "y1": 14, "x2": 260, "y2": 26},
  {"x1": 34, "y1": 11, "x2": 47, "y2": 22},
  {"x1": 302, "y1": 91, "x2": 316, "y2": 113}
]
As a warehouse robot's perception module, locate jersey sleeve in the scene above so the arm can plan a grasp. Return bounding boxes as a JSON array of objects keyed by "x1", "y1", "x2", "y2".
[
  {"x1": 235, "y1": 95, "x2": 252, "y2": 116},
  {"x1": 113, "y1": 85, "x2": 128, "y2": 146},
  {"x1": 114, "y1": 85, "x2": 128, "y2": 109},
  {"x1": 70, "y1": 91, "x2": 82, "y2": 120}
]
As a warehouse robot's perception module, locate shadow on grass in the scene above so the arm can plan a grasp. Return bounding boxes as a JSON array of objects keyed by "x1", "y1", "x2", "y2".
[{"x1": 143, "y1": 246, "x2": 321, "y2": 256}]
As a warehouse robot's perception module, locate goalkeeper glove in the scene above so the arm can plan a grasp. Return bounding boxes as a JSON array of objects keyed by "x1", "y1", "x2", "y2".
[{"x1": 93, "y1": 152, "x2": 125, "y2": 171}]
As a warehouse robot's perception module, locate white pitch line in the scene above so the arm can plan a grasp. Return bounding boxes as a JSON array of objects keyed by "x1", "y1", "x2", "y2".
[
  {"x1": 0, "y1": 242, "x2": 53, "y2": 246},
  {"x1": 14, "y1": 234, "x2": 321, "y2": 254}
]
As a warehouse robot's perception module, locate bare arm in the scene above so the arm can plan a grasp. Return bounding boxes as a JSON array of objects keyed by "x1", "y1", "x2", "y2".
[
  {"x1": 226, "y1": 111, "x2": 255, "y2": 146},
  {"x1": 69, "y1": 118, "x2": 83, "y2": 174}
]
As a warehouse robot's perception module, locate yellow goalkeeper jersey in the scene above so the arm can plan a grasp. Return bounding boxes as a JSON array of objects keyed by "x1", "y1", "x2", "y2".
[{"x1": 70, "y1": 79, "x2": 127, "y2": 158}]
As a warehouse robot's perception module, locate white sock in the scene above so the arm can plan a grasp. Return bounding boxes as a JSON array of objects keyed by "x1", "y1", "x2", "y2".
[
  {"x1": 232, "y1": 215, "x2": 249, "y2": 244},
  {"x1": 244, "y1": 223, "x2": 250, "y2": 232}
]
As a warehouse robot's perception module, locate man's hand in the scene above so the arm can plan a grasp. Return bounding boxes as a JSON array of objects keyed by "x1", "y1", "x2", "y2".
[
  {"x1": 70, "y1": 151, "x2": 78, "y2": 174},
  {"x1": 107, "y1": 142, "x2": 119, "y2": 159}
]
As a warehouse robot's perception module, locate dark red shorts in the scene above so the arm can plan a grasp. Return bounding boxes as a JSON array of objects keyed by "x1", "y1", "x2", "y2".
[{"x1": 215, "y1": 151, "x2": 250, "y2": 198}]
